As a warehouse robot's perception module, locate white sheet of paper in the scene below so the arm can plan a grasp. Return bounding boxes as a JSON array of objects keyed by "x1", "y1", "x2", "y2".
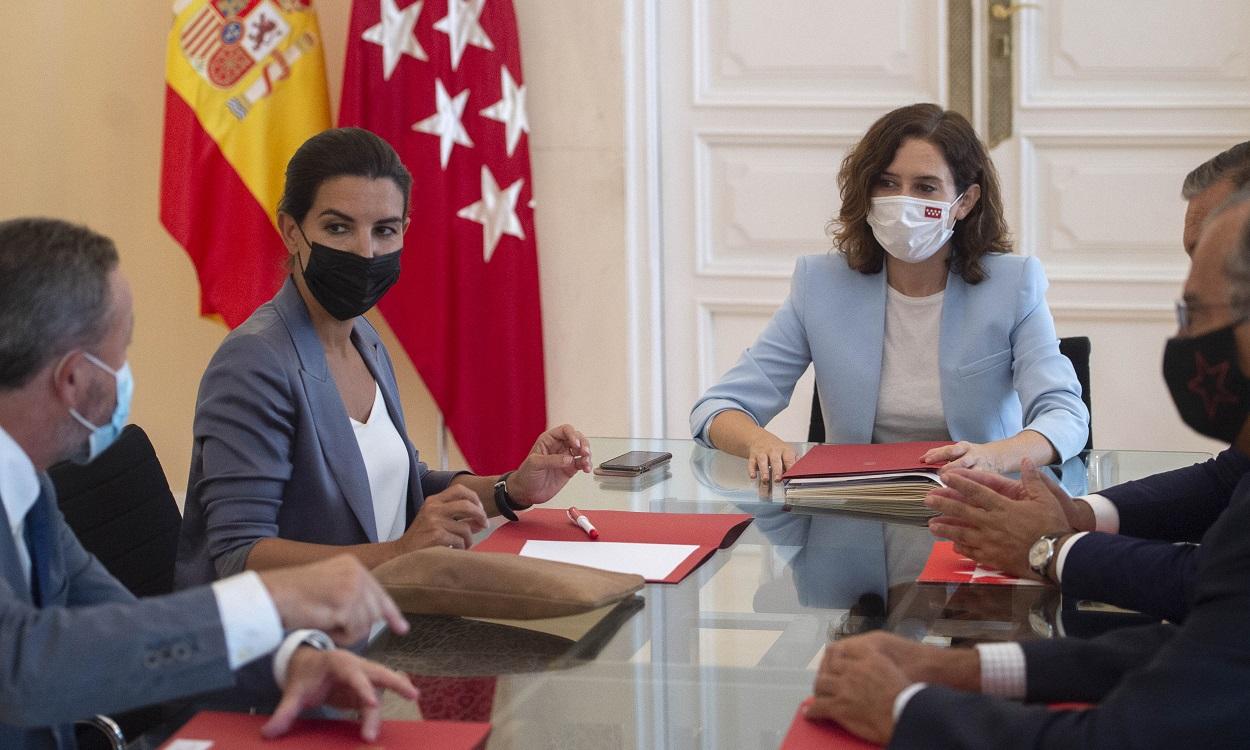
[
  {"x1": 165, "y1": 741, "x2": 213, "y2": 750},
  {"x1": 519, "y1": 540, "x2": 699, "y2": 581}
]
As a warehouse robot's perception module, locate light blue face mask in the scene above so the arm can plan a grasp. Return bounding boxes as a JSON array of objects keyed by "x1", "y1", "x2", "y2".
[{"x1": 68, "y1": 352, "x2": 133, "y2": 462}]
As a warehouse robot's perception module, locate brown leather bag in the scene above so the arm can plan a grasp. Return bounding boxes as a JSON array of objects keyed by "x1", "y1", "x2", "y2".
[{"x1": 372, "y1": 547, "x2": 645, "y2": 619}]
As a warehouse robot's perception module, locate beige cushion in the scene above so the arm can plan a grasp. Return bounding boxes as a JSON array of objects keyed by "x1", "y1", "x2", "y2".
[{"x1": 372, "y1": 547, "x2": 645, "y2": 619}]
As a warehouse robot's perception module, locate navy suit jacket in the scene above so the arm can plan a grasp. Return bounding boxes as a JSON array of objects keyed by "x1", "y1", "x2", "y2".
[
  {"x1": 177, "y1": 280, "x2": 461, "y2": 589},
  {"x1": 0, "y1": 476, "x2": 235, "y2": 750},
  {"x1": 890, "y1": 473, "x2": 1250, "y2": 748},
  {"x1": 1060, "y1": 448, "x2": 1250, "y2": 622}
]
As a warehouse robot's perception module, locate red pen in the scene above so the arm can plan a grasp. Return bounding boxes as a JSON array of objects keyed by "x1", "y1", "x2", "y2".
[{"x1": 566, "y1": 506, "x2": 599, "y2": 539}]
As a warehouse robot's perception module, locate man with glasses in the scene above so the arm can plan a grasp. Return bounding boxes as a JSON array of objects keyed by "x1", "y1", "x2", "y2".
[
  {"x1": 805, "y1": 187, "x2": 1250, "y2": 748},
  {"x1": 922, "y1": 165, "x2": 1250, "y2": 625}
]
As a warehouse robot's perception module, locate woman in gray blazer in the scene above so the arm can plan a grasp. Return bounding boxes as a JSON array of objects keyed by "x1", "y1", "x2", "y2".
[
  {"x1": 177, "y1": 129, "x2": 590, "y2": 588},
  {"x1": 690, "y1": 104, "x2": 1089, "y2": 480}
]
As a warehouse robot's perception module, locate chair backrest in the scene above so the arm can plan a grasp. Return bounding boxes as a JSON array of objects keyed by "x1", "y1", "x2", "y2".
[
  {"x1": 1058, "y1": 335, "x2": 1093, "y2": 452},
  {"x1": 47, "y1": 424, "x2": 181, "y2": 598},
  {"x1": 809, "y1": 336, "x2": 1094, "y2": 450},
  {"x1": 808, "y1": 385, "x2": 826, "y2": 444}
]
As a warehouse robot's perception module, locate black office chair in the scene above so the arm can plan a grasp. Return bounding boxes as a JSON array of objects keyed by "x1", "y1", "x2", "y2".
[
  {"x1": 807, "y1": 336, "x2": 1093, "y2": 450},
  {"x1": 47, "y1": 424, "x2": 182, "y2": 749},
  {"x1": 1058, "y1": 336, "x2": 1093, "y2": 452}
]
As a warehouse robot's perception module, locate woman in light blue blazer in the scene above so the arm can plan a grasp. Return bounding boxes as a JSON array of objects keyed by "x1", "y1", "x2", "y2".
[
  {"x1": 690, "y1": 104, "x2": 1089, "y2": 479},
  {"x1": 177, "y1": 129, "x2": 591, "y2": 588}
]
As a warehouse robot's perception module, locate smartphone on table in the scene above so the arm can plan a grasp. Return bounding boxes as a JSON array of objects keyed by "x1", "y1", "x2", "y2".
[{"x1": 594, "y1": 450, "x2": 673, "y2": 476}]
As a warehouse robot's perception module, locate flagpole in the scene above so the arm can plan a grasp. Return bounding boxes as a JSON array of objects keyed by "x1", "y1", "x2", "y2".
[{"x1": 435, "y1": 409, "x2": 450, "y2": 470}]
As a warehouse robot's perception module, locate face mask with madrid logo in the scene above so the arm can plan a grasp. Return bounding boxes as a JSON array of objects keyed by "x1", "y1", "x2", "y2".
[{"x1": 867, "y1": 192, "x2": 965, "y2": 264}]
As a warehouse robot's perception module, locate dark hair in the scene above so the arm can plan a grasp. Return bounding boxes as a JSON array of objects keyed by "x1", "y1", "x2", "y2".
[
  {"x1": 1182, "y1": 141, "x2": 1250, "y2": 200},
  {"x1": 832, "y1": 103, "x2": 1011, "y2": 285},
  {"x1": 277, "y1": 127, "x2": 413, "y2": 222},
  {"x1": 1230, "y1": 162, "x2": 1250, "y2": 192},
  {"x1": 0, "y1": 218, "x2": 119, "y2": 389}
]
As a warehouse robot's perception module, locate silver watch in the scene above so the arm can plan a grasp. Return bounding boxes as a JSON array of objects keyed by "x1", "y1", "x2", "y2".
[{"x1": 1027, "y1": 533, "x2": 1064, "y2": 580}]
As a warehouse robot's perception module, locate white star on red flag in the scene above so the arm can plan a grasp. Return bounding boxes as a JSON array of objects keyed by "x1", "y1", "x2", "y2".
[
  {"x1": 412, "y1": 78, "x2": 474, "y2": 169},
  {"x1": 457, "y1": 165, "x2": 525, "y2": 262},
  {"x1": 479, "y1": 65, "x2": 528, "y2": 157},
  {"x1": 432, "y1": 0, "x2": 494, "y2": 71},
  {"x1": 360, "y1": 0, "x2": 427, "y2": 81}
]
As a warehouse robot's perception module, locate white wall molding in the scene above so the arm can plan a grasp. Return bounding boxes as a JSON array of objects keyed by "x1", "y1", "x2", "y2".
[
  {"x1": 1018, "y1": 3, "x2": 1250, "y2": 109},
  {"x1": 623, "y1": 0, "x2": 666, "y2": 438},
  {"x1": 692, "y1": 130, "x2": 857, "y2": 279},
  {"x1": 691, "y1": 0, "x2": 945, "y2": 109}
]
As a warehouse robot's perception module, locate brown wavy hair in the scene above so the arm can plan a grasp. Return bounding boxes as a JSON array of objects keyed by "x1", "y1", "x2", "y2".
[{"x1": 831, "y1": 103, "x2": 1011, "y2": 284}]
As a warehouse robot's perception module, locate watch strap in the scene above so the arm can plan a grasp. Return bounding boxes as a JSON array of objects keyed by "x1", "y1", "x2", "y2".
[{"x1": 494, "y1": 471, "x2": 530, "y2": 521}]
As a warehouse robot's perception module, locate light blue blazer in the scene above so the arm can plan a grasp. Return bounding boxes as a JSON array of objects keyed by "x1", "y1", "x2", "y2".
[
  {"x1": 176, "y1": 279, "x2": 461, "y2": 589},
  {"x1": 690, "y1": 253, "x2": 1090, "y2": 461}
]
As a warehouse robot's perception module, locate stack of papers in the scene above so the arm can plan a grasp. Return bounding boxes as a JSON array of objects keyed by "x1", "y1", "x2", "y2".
[{"x1": 781, "y1": 442, "x2": 951, "y2": 522}]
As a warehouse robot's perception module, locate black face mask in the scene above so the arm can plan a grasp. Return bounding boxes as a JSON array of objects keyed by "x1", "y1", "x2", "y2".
[
  {"x1": 1162, "y1": 322, "x2": 1250, "y2": 443},
  {"x1": 297, "y1": 226, "x2": 402, "y2": 321}
]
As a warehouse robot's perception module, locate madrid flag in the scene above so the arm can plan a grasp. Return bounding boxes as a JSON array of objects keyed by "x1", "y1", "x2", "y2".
[
  {"x1": 340, "y1": 0, "x2": 547, "y2": 474},
  {"x1": 161, "y1": 0, "x2": 331, "y2": 328}
]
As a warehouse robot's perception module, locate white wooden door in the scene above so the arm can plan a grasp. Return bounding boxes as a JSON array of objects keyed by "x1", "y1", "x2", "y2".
[{"x1": 654, "y1": 0, "x2": 1250, "y2": 454}]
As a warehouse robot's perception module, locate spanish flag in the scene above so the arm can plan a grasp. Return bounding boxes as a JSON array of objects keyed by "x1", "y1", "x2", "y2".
[{"x1": 160, "y1": 0, "x2": 330, "y2": 327}]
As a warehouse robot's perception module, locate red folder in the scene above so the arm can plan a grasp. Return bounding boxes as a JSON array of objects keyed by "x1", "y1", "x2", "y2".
[
  {"x1": 157, "y1": 710, "x2": 491, "y2": 749},
  {"x1": 917, "y1": 541, "x2": 1042, "y2": 586},
  {"x1": 472, "y1": 508, "x2": 753, "y2": 583},
  {"x1": 781, "y1": 697, "x2": 1093, "y2": 748},
  {"x1": 782, "y1": 441, "x2": 951, "y2": 482},
  {"x1": 781, "y1": 700, "x2": 881, "y2": 749}
]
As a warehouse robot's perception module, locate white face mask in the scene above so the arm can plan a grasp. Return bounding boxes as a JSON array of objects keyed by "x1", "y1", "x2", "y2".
[{"x1": 867, "y1": 192, "x2": 965, "y2": 264}]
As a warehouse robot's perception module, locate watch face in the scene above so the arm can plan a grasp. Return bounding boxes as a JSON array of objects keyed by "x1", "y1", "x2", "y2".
[{"x1": 1028, "y1": 538, "x2": 1051, "y2": 570}]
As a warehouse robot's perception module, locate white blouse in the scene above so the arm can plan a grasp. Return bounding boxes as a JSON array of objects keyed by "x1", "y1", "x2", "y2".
[
  {"x1": 871, "y1": 286, "x2": 951, "y2": 444},
  {"x1": 349, "y1": 383, "x2": 411, "y2": 542}
]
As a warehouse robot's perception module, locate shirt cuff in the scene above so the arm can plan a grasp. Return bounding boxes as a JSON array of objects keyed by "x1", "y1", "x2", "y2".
[
  {"x1": 211, "y1": 571, "x2": 283, "y2": 670},
  {"x1": 974, "y1": 643, "x2": 1027, "y2": 698},
  {"x1": 1080, "y1": 494, "x2": 1120, "y2": 533},
  {"x1": 1053, "y1": 531, "x2": 1090, "y2": 582},
  {"x1": 272, "y1": 629, "x2": 335, "y2": 687},
  {"x1": 893, "y1": 683, "x2": 928, "y2": 722}
]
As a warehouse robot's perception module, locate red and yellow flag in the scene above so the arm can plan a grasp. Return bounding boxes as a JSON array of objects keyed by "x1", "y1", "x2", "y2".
[{"x1": 161, "y1": 0, "x2": 331, "y2": 327}]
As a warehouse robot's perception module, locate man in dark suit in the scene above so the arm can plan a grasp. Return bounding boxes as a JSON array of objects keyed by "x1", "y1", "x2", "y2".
[
  {"x1": 923, "y1": 155, "x2": 1250, "y2": 624},
  {"x1": 0, "y1": 218, "x2": 418, "y2": 749},
  {"x1": 803, "y1": 189, "x2": 1250, "y2": 747}
]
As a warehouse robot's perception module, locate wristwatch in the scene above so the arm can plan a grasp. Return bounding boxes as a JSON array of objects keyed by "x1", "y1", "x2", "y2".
[
  {"x1": 493, "y1": 471, "x2": 530, "y2": 522},
  {"x1": 1027, "y1": 533, "x2": 1065, "y2": 581}
]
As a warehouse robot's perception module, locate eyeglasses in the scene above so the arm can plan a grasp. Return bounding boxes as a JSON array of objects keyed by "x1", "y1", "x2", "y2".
[{"x1": 1175, "y1": 299, "x2": 1245, "y2": 331}]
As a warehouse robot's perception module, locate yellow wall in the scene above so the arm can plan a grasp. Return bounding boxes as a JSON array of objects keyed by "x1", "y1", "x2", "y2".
[{"x1": 0, "y1": 1, "x2": 629, "y2": 489}]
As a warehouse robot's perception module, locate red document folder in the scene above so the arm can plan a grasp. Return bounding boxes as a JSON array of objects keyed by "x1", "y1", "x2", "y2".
[
  {"x1": 781, "y1": 441, "x2": 951, "y2": 481},
  {"x1": 781, "y1": 698, "x2": 1092, "y2": 748},
  {"x1": 781, "y1": 700, "x2": 881, "y2": 749},
  {"x1": 158, "y1": 711, "x2": 491, "y2": 749},
  {"x1": 917, "y1": 541, "x2": 1042, "y2": 586},
  {"x1": 472, "y1": 508, "x2": 753, "y2": 583}
]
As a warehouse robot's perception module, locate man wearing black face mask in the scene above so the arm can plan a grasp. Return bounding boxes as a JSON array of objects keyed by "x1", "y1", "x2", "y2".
[
  {"x1": 922, "y1": 171, "x2": 1250, "y2": 627},
  {"x1": 800, "y1": 186, "x2": 1250, "y2": 749}
]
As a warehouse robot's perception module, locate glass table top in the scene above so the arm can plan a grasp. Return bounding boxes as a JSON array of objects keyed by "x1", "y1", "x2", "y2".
[{"x1": 354, "y1": 439, "x2": 1209, "y2": 750}]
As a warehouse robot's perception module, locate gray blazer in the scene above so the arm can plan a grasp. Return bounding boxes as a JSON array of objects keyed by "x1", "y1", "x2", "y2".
[
  {"x1": 176, "y1": 279, "x2": 461, "y2": 589},
  {"x1": 0, "y1": 476, "x2": 233, "y2": 749}
]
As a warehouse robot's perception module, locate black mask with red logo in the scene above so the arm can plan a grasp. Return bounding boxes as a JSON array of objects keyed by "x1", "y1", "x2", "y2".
[{"x1": 1162, "y1": 322, "x2": 1250, "y2": 443}]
